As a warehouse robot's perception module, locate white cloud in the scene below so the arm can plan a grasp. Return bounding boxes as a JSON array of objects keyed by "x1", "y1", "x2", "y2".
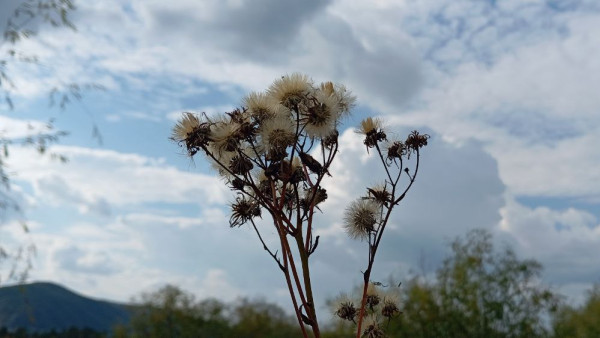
[
  {"x1": 166, "y1": 105, "x2": 236, "y2": 122},
  {"x1": 498, "y1": 196, "x2": 600, "y2": 284},
  {"x1": 0, "y1": 116, "x2": 50, "y2": 140},
  {"x1": 6, "y1": 145, "x2": 229, "y2": 207}
]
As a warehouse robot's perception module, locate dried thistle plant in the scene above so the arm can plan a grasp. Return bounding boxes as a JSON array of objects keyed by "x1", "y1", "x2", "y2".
[{"x1": 171, "y1": 73, "x2": 427, "y2": 338}]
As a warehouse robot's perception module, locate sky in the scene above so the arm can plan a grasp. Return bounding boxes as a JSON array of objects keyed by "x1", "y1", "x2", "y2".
[{"x1": 1, "y1": 0, "x2": 600, "y2": 318}]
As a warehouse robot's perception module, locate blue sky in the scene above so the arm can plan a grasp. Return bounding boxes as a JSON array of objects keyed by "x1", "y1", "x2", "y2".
[{"x1": 1, "y1": 0, "x2": 600, "y2": 317}]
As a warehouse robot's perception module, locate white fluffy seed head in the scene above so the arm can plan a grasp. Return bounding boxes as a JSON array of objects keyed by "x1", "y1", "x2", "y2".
[
  {"x1": 344, "y1": 199, "x2": 380, "y2": 240},
  {"x1": 172, "y1": 112, "x2": 200, "y2": 142}
]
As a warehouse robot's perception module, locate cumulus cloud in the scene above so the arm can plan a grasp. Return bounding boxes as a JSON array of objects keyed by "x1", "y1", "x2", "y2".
[
  {"x1": 499, "y1": 197, "x2": 600, "y2": 284},
  {"x1": 6, "y1": 145, "x2": 229, "y2": 207},
  {"x1": 54, "y1": 245, "x2": 117, "y2": 275}
]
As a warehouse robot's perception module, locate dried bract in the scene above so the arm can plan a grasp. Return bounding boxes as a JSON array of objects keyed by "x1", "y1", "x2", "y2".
[
  {"x1": 386, "y1": 141, "x2": 406, "y2": 162},
  {"x1": 299, "y1": 152, "x2": 323, "y2": 175},
  {"x1": 405, "y1": 130, "x2": 430, "y2": 153}
]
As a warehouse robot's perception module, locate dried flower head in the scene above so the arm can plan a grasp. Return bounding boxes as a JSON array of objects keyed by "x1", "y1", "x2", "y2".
[
  {"x1": 229, "y1": 154, "x2": 253, "y2": 175},
  {"x1": 358, "y1": 117, "x2": 382, "y2": 135},
  {"x1": 322, "y1": 129, "x2": 339, "y2": 149},
  {"x1": 362, "y1": 315, "x2": 386, "y2": 338},
  {"x1": 332, "y1": 83, "x2": 356, "y2": 116},
  {"x1": 259, "y1": 115, "x2": 296, "y2": 153},
  {"x1": 243, "y1": 91, "x2": 275, "y2": 122},
  {"x1": 230, "y1": 196, "x2": 261, "y2": 227},
  {"x1": 405, "y1": 130, "x2": 430, "y2": 153},
  {"x1": 172, "y1": 113, "x2": 213, "y2": 156},
  {"x1": 210, "y1": 119, "x2": 241, "y2": 154},
  {"x1": 334, "y1": 294, "x2": 357, "y2": 322},
  {"x1": 366, "y1": 184, "x2": 391, "y2": 206},
  {"x1": 172, "y1": 112, "x2": 200, "y2": 142},
  {"x1": 268, "y1": 73, "x2": 312, "y2": 109},
  {"x1": 366, "y1": 283, "x2": 382, "y2": 310},
  {"x1": 302, "y1": 90, "x2": 340, "y2": 139},
  {"x1": 344, "y1": 199, "x2": 380, "y2": 240},
  {"x1": 301, "y1": 187, "x2": 328, "y2": 211},
  {"x1": 381, "y1": 294, "x2": 401, "y2": 319},
  {"x1": 358, "y1": 117, "x2": 386, "y2": 149},
  {"x1": 386, "y1": 140, "x2": 406, "y2": 162}
]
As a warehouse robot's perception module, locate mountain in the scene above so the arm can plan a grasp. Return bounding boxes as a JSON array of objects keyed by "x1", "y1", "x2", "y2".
[{"x1": 0, "y1": 282, "x2": 131, "y2": 333}]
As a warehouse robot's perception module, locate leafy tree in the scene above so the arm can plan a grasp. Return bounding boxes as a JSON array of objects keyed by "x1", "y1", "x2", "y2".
[
  {"x1": 116, "y1": 285, "x2": 217, "y2": 338},
  {"x1": 115, "y1": 284, "x2": 298, "y2": 338},
  {"x1": 328, "y1": 229, "x2": 561, "y2": 337},
  {"x1": 390, "y1": 229, "x2": 560, "y2": 337},
  {"x1": 553, "y1": 284, "x2": 600, "y2": 338},
  {"x1": 228, "y1": 298, "x2": 298, "y2": 338}
]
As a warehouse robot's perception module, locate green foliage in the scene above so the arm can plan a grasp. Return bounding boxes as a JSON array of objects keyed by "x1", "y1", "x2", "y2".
[
  {"x1": 390, "y1": 229, "x2": 560, "y2": 337},
  {"x1": 553, "y1": 284, "x2": 600, "y2": 338},
  {"x1": 115, "y1": 285, "x2": 299, "y2": 338},
  {"x1": 328, "y1": 229, "x2": 562, "y2": 337}
]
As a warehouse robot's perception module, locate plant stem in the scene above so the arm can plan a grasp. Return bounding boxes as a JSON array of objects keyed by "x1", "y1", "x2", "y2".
[{"x1": 295, "y1": 232, "x2": 320, "y2": 337}]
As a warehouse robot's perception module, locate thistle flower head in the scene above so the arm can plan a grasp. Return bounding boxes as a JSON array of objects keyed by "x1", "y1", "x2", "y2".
[
  {"x1": 381, "y1": 294, "x2": 401, "y2": 319},
  {"x1": 366, "y1": 183, "x2": 391, "y2": 206},
  {"x1": 268, "y1": 73, "x2": 312, "y2": 109},
  {"x1": 228, "y1": 154, "x2": 253, "y2": 175},
  {"x1": 362, "y1": 315, "x2": 386, "y2": 338},
  {"x1": 230, "y1": 196, "x2": 261, "y2": 227},
  {"x1": 333, "y1": 294, "x2": 357, "y2": 322},
  {"x1": 386, "y1": 140, "x2": 406, "y2": 161},
  {"x1": 243, "y1": 91, "x2": 275, "y2": 122},
  {"x1": 321, "y1": 129, "x2": 339, "y2": 149},
  {"x1": 405, "y1": 130, "x2": 430, "y2": 154},
  {"x1": 210, "y1": 119, "x2": 241, "y2": 154},
  {"x1": 332, "y1": 83, "x2": 356, "y2": 117},
  {"x1": 366, "y1": 283, "x2": 382, "y2": 310},
  {"x1": 358, "y1": 117, "x2": 382, "y2": 135},
  {"x1": 358, "y1": 117, "x2": 386, "y2": 149},
  {"x1": 344, "y1": 199, "x2": 380, "y2": 240},
  {"x1": 259, "y1": 115, "x2": 296, "y2": 153},
  {"x1": 172, "y1": 113, "x2": 213, "y2": 156},
  {"x1": 301, "y1": 187, "x2": 328, "y2": 211},
  {"x1": 302, "y1": 89, "x2": 340, "y2": 139},
  {"x1": 172, "y1": 112, "x2": 200, "y2": 142}
]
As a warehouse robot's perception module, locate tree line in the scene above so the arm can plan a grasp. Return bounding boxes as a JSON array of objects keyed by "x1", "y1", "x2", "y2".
[{"x1": 112, "y1": 229, "x2": 599, "y2": 338}]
